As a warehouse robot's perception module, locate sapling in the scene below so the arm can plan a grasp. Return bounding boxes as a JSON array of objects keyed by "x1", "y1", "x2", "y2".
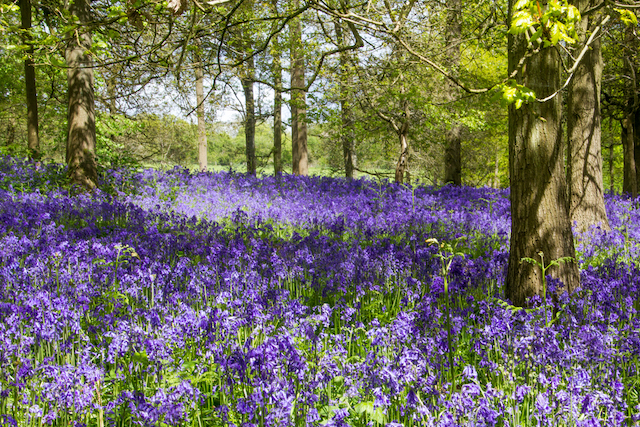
[
  {"x1": 521, "y1": 251, "x2": 574, "y2": 327},
  {"x1": 426, "y1": 236, "x2": 466, "y2": 393}
]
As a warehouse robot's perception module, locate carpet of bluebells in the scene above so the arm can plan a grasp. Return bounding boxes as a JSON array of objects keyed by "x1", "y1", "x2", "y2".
[{"x1": 1, "y1": 156, "x2": 640, "y2": 427}]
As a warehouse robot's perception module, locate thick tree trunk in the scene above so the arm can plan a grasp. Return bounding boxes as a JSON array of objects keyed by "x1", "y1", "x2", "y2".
[
  {"x1": 241, "y1": 58, "x2": 256, "y2": 175},
  {"x1": 505, "y1": 8, "x2": 579, "y2": 307},
  {"x1": 567, "y1": 3, "x2": 609, "y2": 232},
  {"x1": 20, "y1": 0, "x2": 40, "y2": 161},
  {"x1": 290, "y1": 1, "x2": 308, "y2": 176},
  {"x1": 443, "y1": 0, "x2": 463, "y2": 185},
  {"x1": 272, "y1": 42, "x2": 283, "y2": 176},
  {"x1": 195, "y1": 46, "x2": 208, "y2": 172},
  {"x1": 336, "y1": 21, "x2": 356, "y2": 179},
  {"x1": 66, "y1": 0, "x2": 97, "y2": 190},
  {"x1": 622, "y1": 117, "x2": 637, "y2": 197}
]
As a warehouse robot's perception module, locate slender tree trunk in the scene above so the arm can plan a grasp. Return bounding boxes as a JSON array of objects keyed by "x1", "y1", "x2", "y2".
[
  {"x1": 567, "y1": 2, "x2": 609, "y2": 231},
  {"x1": 444, "y1": 126, "x2": 462, "y2": 185},
  {"x1": 195, "y1": 44, "x2": 208, "y2": 172},
  {"x1": 20, "y1": 0, "x2": 40, "y2": 161},
  {"x1": 608, "y1": 140, "x2": 614, "y2": 194},
  {"x1": 395, "y1": 124, "x2": 409, "y2": 184},
  {"x1": 242, "y1": 55, "x2": 256, "y2": 175},
  {"x1": 494, "y1": 149, "x2": 500, "y2": 188},
  {"x1": 622, "y1": 117, "x2": 637, "y2": 197},
  {"x1": 634, "y1": 108, "x2": 640, "y2": 188},
  {"x1": 336, "y1": 21, "x2": 356, "y2": 179},
  {"x1": 66, "y1": 0, "x2": 97, "y2": 190},
  {"x1": 272, "y1": 40, "x2": 283, "y2": 176},
  {"x1": 290, "y1": 0, "x2": 308, "y2": 175},
  {"x1": 443, "y1": 0, "x2": 463, "y2": 185},
  {"x1": 505, "y1": 1, "x2": 579, "y2": 307}
]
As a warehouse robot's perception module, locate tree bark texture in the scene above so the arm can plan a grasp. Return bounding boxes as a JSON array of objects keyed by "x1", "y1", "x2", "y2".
[
  {"x1": 290, "y1": 1, "x2": 308, "y2": 176},
  {"x1": 443, "y1": 0, "x2": 463, "y2": 185},
  {"x1": 20, "y1": 0, "x2": 40, "y2": 161},
  {"x1": 566, "y1": 1, "x2": 609, "y2": 232},
  {"x1": 505, "y1": 12, "x2": 580, "y2": 307},
  {"x1": 241, "y1": 56, "x2": 257, "y2": 175},
  {"x1": 195, "y1": 45, "x2": 208, "y2": 172},
  {"x1": 66, "y1": 0, "x2": 97, "y2": 190}
]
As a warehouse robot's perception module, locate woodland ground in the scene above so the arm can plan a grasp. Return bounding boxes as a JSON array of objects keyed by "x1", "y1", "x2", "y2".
[{"x1": 0, "y1": 156, "x2": 639, "y2": 427}]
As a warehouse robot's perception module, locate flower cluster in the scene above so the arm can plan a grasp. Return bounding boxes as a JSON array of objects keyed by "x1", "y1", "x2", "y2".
[{"x1": 0, "y1": 156, "x2": 637, "y2": 426}]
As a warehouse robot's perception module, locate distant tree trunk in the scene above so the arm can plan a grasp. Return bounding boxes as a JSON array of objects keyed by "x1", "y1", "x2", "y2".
[
  {"x1": 566, "y1": 2, "x2": 609, "y2": 231},
  {"x1": 443, "y1": 0, "x2": 463, "y2": 185},
  {"x1": 635, "y1": 108, "x2": 640, "y2": 188},
  {"x1": 20, "y1": 0, "x2": 40, "y2": 161},
  {"x1": 395, "y1": 120, "x2": 409, "y2": 184},
  {"x1": 444, "y1": 127, "x2": 462, "y2": 185},
  {"x1": 336, "y1": 21, "x2": 356, "y2": 179},
  {"x1": 290, "y1": 0, "x2": 308, "y2": 176},
  {"x1": 493, "y1": 149, "x2": 500, "y2": 188},
  {"x1": 505, "y1": 0, "x2": 579, "y2": 307},
  {"x1": 195, "y1": 42, "x2": 208, "y2": 172},
  {"x1": 272, "y1": 38, "x2": 283, "y2": 176},
  {"x1": 622, "y1": 26, "x2": 638, "y2": 198},
  {"x1": 622, "y1": 117, "x2": 637, "y2": 197},
  {"x1": 66, "y1": 0, "x2": 97, "y2": 190},
  {"x1": 608, "y1": 140, "x2": 614, "y2": 193},
  {"x1": 241, "y1": 55, "x2": 256, "y2": 175}
]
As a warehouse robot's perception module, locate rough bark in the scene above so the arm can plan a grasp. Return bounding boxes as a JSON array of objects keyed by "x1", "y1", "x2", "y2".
[
  {"x1": 443, "y1": 0, "x2": 463, "y2": 185},
  {"x1": 505, "y1": 4, "x2": 580, "y2": 307},
  {"x1": 20, "y1": 0, "x2": 40, "y2": 161},
  {"x1": 195, "y1": 44, "x2": 208, "y2": 172},
  {"x1": 66, "y1": 0, "x2": 97, "y2": 190},
  {"x1": 242, "y1": 55, "x2": 256, "y2": 175},
  {"x1": 290, "y1": 0, "x2": 308, "y2": 176},
  {"x1": 567, "y1": 1, "x2": 609, "y2": 232}
]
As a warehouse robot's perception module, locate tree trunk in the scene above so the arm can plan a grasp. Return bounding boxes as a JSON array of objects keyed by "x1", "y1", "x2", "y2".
[
  {"x1": 494, "y1": 149, "x2": 500, "y2": 188},
  {"x1": 622, "y1": 117, "x2": 637, "y2": 197},
  {"x1": 290, "y1": 0, "x2": 308, "y2": 176},
  {"x1": 634, "y1": 108, "x2": 640, "y2": 189},
  {"x1": 566, "y1": 2, "x2": 609, "y2": 232},
  {"x1": 336, "y1": 21, "x2": 356, "y2": 179},
  {"x1": 66, "y1": 0, "x2": 97, "y2": 190},
  {"x1": 505, "y1": 4, "x2": 580, "y2": 307},
  {"x1": 20, "y1": 0, "x2": 40, "y2": 161},
  {"x1": 272, "y1": 39, "x2": 283, "y2": 176},
  {"x1": 608, "y1": 140, "x2": 614, "y2": 194},
  {"x1": 195, "y1": 44, "x2": 208, "y2": 172},
  {"x1": 444, "y1": 126, "x2": 462, "y2": 185},
  {"x1": 395, "y1": 127, "x2": 409, "y2": 184},
  {"x1": 443, "y1": 0, "x2": 463, "y2": 185},
  {"x1": 241, "y1": 55, "x2": 256, "y2": 175}
]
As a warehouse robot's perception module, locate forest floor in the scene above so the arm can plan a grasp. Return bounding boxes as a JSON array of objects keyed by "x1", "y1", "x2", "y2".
[{"x1": 0, "y1": 156, "x2": 638, "y2": 426}]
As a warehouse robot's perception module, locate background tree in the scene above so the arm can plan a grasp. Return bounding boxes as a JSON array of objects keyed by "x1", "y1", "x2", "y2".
[
  {"x1": 443, "y1": 0, "x2": 463, "y2": 185},
  {"x1": 567, "y1": 0, "x2": 610, "y2": 232},
  {"x1": 66, "y1": 0, "x2": 97, "y2": 190}
]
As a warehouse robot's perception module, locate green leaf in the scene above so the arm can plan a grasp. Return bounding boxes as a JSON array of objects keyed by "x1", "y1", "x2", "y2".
[{"x1": 616, "y1": 9, "x2": 638, "y2": 26}]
